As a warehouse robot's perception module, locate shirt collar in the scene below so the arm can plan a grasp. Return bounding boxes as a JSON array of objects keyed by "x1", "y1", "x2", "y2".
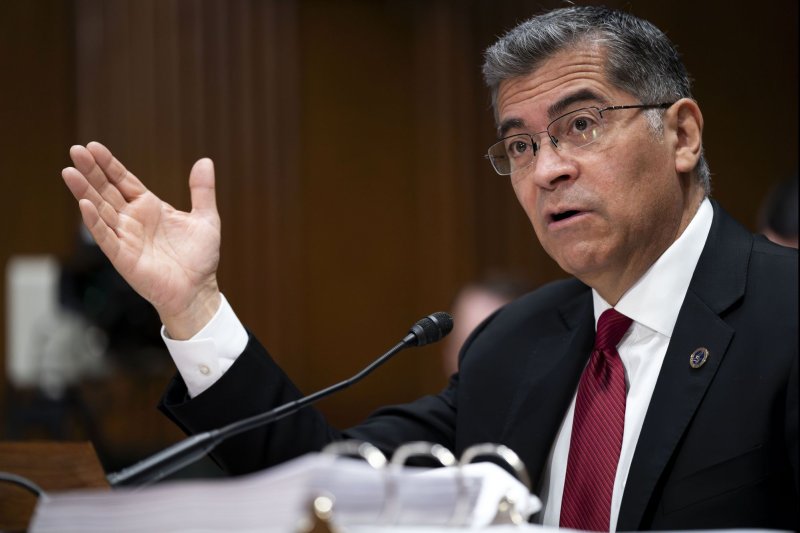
[{"x1": 593, "y1": 198, "x2": 713, "y2": 337}]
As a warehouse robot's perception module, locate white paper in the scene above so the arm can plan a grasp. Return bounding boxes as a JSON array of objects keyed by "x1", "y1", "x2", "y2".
[{"x1": 30, "y1": 452, "x2": 540, "y2": 532}]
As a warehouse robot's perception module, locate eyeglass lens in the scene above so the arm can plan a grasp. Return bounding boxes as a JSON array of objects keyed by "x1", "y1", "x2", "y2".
[{"x1": 488, "y1": 107, "x2": 604, "y2": 175}]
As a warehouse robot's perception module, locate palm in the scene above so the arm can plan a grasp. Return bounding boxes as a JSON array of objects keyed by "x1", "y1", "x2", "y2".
[
  {"x1": 62, "y1": 142, "x2": 222, "y2": 331},
  {"x1": 112, "y1": 191, "x2": 220, "y2": 315}
]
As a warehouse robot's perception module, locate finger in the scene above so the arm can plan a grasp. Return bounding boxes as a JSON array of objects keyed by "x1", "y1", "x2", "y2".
[
  {"x1": 78, "y1": 198, "x2": 121, "y2": 261},
  {"x1": 189, "y1": 158, "x2": 218, "y2": 215},
  {"x1": 69, "y1": 144, "x2": 129, "y2": 211},
  {"x1": 84, "y1": 141, "x2": 149, "y2": 202},
  {"x1": 63, "y1": 166, "x2": 121, "y2": 229}
]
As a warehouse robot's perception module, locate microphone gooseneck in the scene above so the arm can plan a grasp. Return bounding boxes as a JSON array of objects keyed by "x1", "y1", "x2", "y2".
[{"x1": 106, "y1": 311, "x2": 454, "y2": 487}]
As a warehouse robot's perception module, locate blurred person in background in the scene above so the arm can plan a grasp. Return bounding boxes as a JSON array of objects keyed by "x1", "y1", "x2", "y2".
[
  {"x1": 757, "y1": 174, "x2": 798, "y2": 248},
  {"x1": 441, "y1": 276, "x2": 531, "y2": 378}
]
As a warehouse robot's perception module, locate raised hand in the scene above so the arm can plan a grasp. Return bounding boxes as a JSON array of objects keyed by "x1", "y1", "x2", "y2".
[{"x1": 62, "y1": 142, "x2": 222, "y2": 339}]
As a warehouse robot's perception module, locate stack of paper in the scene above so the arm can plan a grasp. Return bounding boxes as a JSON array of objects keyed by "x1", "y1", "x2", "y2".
[{"x1": 30, "y1": 452, "x2": 541, "y2": 532}]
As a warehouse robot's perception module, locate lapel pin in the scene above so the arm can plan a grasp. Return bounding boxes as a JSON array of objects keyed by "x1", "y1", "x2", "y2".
[{"x1": 689, "y1": 347, "x2": 710, "y2": 369}]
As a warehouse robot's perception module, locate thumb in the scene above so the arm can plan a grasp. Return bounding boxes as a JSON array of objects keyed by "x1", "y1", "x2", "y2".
[{"x1": 189, "y1": 158, "x2": 217, "y2": 214}]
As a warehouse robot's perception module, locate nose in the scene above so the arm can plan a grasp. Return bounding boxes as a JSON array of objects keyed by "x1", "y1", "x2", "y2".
[{"x1": 516, "y1": 138, "x2": 577, "y2": 191}]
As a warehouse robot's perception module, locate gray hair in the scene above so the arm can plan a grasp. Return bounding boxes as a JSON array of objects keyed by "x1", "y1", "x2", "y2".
[{"x1": 483, "y1": 6, "x2": 711, "y2": 194}]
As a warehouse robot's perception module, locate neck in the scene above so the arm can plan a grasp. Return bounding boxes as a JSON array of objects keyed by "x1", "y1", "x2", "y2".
[{"x1": 592, "y1": 189, "x2": 706, "y2": 306}]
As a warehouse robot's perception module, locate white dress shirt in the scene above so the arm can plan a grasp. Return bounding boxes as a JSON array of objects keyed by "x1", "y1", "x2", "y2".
[
  {"x1": 161, "y1": 294, "x2": 248, "y2": 398},
  {"x1": 538, "y1": 198, "x2": 713, "y2": 531},
  {"x1": 163, "y1": 199, "x2": 713, "y2": 531}
]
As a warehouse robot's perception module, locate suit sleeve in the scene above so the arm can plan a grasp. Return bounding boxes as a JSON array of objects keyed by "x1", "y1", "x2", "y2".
[{"x1": 159, "y1": 332, "x2": 458, "y2": 475}]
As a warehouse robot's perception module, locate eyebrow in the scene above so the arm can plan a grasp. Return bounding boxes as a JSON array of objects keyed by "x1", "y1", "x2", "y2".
[
  {"x1": 497, "y1": 88, "x2": 609, "y2": 138},
  {"x1": 547, "y1": 88, "x2": 607, "y2": 119},
  {"x1": 497, "y1": 118, "x2": 526, "y2": 138}
]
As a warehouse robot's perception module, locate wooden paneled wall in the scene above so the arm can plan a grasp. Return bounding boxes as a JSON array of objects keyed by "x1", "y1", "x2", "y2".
[{"x1": 1, "y1": 0, "x2": 797, "y2": 458}]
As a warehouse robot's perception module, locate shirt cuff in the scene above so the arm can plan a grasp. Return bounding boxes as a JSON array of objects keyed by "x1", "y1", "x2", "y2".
[{"x1": 161, "y1": 293, "x2": 249, "y2": 398}]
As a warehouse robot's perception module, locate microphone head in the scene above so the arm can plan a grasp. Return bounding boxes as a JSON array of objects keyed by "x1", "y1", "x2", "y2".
[{"x1": 406, "y1": 312, "x2": 454, "y2": 346}]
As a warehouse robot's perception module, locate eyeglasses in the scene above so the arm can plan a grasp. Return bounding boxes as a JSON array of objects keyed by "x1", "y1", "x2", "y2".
[{"x1": 485, "y1": 103, "x2": 674, "y2": 176}]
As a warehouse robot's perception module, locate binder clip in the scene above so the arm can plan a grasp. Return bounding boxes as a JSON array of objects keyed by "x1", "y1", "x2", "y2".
[
  {"x1": 321, "y1": 440, "x2": 388, "y2": 469},
  {"x1": 382, "y1": 441, "x2": 462, "y2": 526},
  {"x1": 459, "y1": 443, "x2": 532, "y2": 525},
  {"x1": 298, "y1": 440, "x2": 388, "y2": 532}
]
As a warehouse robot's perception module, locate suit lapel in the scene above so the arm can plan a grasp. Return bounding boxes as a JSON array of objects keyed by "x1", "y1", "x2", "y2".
[
  {"x1": 617, "y1": 202, "x2": 752, "y2": 530},
  {"x1": 500, "y1": 289, "x2": 595, "y2": 488},
  {"x1": 617, "y1": 291, "x2": 734, "y2": 529}
]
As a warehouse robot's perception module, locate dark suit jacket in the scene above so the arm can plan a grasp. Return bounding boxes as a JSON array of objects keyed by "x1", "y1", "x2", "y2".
[{"x1": 161, "y1": 201, "x2": 798, "y2": 531}]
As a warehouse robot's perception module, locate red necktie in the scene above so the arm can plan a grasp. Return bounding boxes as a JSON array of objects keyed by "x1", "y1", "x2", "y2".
[{"x1": 560, "y1": 308, "x2": 632, "y2": 531}]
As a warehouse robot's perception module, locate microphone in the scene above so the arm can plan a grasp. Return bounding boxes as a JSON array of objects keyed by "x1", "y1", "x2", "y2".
[
  {"x1": 106, "y1": 312, "x2": 454, "y2": 487},
  {"x1": 403, "y1": 311, "x2": 453, "y2": 346}
]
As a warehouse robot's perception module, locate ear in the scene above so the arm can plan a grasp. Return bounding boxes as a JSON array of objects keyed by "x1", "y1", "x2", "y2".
[{"x1": 667, "y1": 98, "x2": 704, "y2": 174}]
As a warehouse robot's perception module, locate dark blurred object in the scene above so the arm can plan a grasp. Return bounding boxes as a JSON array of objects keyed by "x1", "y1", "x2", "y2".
[
  {"x1": 5, "y1": 227, "x2": 183, "y2": 475},
  {"x1": 757, "y1": 174, "x2": 798, "y2": 248},
  {"x1": 58, "y1": 226, "x2": 165, "y2": 369}
]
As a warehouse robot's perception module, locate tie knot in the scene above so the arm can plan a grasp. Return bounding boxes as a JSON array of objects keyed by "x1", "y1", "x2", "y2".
[{"x1": 595, "y1": 308, "x2": 632, "y2": 351}]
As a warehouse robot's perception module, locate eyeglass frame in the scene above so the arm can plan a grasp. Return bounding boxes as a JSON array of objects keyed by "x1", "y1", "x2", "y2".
[{"x1": 485, "y1": 102, "x2": 675, "y2": 176}]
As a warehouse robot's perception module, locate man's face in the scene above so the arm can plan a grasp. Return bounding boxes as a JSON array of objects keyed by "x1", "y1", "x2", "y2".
[{"x1": 496, "y1": 44, "x2": 694, "y2": 302}]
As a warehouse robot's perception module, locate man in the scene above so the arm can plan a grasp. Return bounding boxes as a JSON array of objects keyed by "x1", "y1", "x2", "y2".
[{"x1": 61, "y1": 6, "x2": 797, "y2": 531}]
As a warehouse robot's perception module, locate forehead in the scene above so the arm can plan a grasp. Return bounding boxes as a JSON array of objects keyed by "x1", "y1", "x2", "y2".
[{"x1": 495, "y1": 44, "x2": 627, "y2": 133}]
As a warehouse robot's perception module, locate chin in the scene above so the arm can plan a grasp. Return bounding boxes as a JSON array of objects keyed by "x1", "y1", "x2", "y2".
[{"x1": 554, "y1": 251, "x2": 607, "y2": 280}]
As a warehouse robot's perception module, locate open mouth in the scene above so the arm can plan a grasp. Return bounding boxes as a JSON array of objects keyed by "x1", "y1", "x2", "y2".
[{"x1": 551, "y1": 210, "x2": 580, "y2": 222}]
